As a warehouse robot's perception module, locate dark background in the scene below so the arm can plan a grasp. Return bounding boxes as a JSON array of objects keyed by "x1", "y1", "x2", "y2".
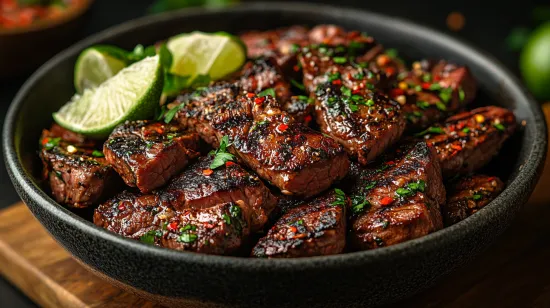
[{"x1": 0, "y1": 0, "x2": 547, "y2": 306}]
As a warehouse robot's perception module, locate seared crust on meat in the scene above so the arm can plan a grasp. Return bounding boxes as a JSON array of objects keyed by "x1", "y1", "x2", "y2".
[
  {"x1": 348, "y1": 142, "x2": 445, "y2": 250},
  {"x1": 40, "y1": 126, "x2": 117, "y2": 208},
  {"x1": 160, "y1": 156, "x2": 277, "y2": 232},
  {"x1": 421, "y1": 106, "x2": 516, "y2": 177},
  {"x1": 442, "y1": 175, "x2": 504, "y2": 226},
  {"x1": 252, "y1": 190, "x2": 347, "y2": 258},
  {"x1": 104, "y1": 120, "x2": 200, "y2": 193}
]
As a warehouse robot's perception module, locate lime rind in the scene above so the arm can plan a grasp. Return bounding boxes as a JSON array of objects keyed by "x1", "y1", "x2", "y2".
[
  {"x1": 74, "y1": 45, "x2": 129, "y2": 93},
  {"x1": 56, "y1": 55, "x2": 163, "y2": 139}
]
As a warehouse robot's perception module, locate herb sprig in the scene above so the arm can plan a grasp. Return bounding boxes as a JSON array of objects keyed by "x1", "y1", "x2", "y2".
[{"x1": 209, "y1": 136, "x2": 235, "y2": 169}]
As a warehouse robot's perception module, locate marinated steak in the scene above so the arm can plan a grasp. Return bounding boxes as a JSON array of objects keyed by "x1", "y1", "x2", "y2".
[
  {"x1": 238, "y1": 56, "x2": 292, "y2": 104},
  {"x1": 348, "y1": 142, "x2": 445, "y2": 250},
  {"x1": 94, "y1": 190, "x2": 252, "y2": 255},
  {"x1": 442, "y1": 175, "x2": 504, "y2": 226},
  {"x1": 252, "y1": 189, "x2": 347, "y2": 258},
  {"x1": 419, "y1": 106, "x2": 516, "y2": 177},
  {"x1": 393, "y1": 60, "x2": 477, "y2": 131},
  {"x1": 104, "y1": 120, "x2": 200, "y2": 193},
  {"x1": 173, "y1": 86, "x2": 350, "y2": 198},
  {"x1": 159, "y1": 156, "x2": 277, "y2": 232},
  {"x1": 40, "y1": 125, "x2": 117, "y2": 208}
]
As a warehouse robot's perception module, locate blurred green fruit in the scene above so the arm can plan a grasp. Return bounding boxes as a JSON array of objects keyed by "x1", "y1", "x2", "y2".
[{"x1": 520, "y1": 21, "x2": 550, "y2": 101}]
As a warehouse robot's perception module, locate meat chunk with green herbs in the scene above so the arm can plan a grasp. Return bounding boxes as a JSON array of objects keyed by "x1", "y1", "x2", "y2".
[
  {"x1": 348, "y1": 142, "x2": 445, "y2": 250},
  {"x1": 39, "y1": 125, "x2": 117, "y2": 208},
  {"x1": 441, "y1": 175, "x2": 504, "y2": 226},
  {"x1": 252, "y1": 189, "x2": 347, "y2": 258},
  {"x1": 419, "y1": 106, "x2": 516, "y2": 177},
  {"x1": 104, "y1": 120, "x2": 200, "y2": 193}
]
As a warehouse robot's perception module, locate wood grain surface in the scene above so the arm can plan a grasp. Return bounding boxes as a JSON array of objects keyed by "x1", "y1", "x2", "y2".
[{"x1": 1, "y1": 105, "x2": 549, "y2": 308}]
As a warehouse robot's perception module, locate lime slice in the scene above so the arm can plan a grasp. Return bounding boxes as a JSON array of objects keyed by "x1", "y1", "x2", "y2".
[
  {"x1": 74, "y1": 46, "x2": 129, "y2": 93},
  {"x1": 55, "y1": 55, "x2": 163, "y2": 138},
  {"x1": 166, "y1": 31, "x2": 247, "y2": 80}
]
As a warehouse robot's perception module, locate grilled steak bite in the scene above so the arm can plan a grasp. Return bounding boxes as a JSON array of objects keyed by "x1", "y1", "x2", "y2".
[
  {"x1": 314, "y1": 78, "x2": 406, "y2": 165},
  {"x1": 160, "y1": 156, "x2": 277, "y2": 232},
  {"x1": 349, "y1": 142, "x2": 445, "y2": 250},
  {"x1": 252, "y1": 190, "x2": 347, "y2": 258},
  {"x1": 392, "y1": 60, "x2": 477, "y2": 131},
  {"x1": 94, "y1": 191, "x2": 251, "y2": 255},
  {"x1": 419, "y1": 106, "x2": 516, "y2": 177},
  {"x1": 283, "y1": 95, "x2": 315, "y2": 124},
  {"x1": 40, "y1": 125, "x2": 116, "y2": 208},
  {"x1": 173, "y1": 86, "x2": 349, "y2": 198},
  {"x1": 442, "y1": 175, "x2": 504, "y2": 226},
  {"x1": 104, "y1": 120, "x2": 200, "y2": 193}
]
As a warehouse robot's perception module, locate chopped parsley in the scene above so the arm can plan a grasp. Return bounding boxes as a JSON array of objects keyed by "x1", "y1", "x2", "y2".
[
  {"x1": 290, "y1": 43, "x2": 300, "y2": 53},
  {"x1": 351, "y1": 195, "x2": 370, "y2": 214},
  {"x1": 296, "y1": 219, "x2": 304, "y2": 225},
  {"x1": 381, "y1": 220, "x2": 390, "y2": 229},
  {"x1": 366, "y1": 99, "x2": 375, "y2": 106},
  {"x1": 140, "y1": 229, "x2": 163, "y2": 244},
  {"x1": 229, "y1": 204, "x2": 242, "y2": 218},
  {"x1": 250, "y1": 120, "x2": 270, "y2": 133},
  {"x1": 414, "y1": 85, "x2": 422, "y2": 92},
  {"x1": 435, "y1": 102, "x2": 447, "y2": 111},
  {"x1": 332, "y1": 188, "x2": 347, "y2": 206},
  {"x1": 473, "y1": 193, "x2": 482, "y2": 200},
  {"x1": 353, "y1": 72, "x2": 365, "y2": 80},
  {"x1": 458, "y1": 87, "x2": 465, "y2": 101},
  {"x1": 209, "y1": 135, "x2": 235, "y2": 169},
  {"x1": 43, "y1": 137, "x2": 61, "y2": 150},
  {"x1": 333, "y1": 56, "x2": 347, "y2": 64},
  {"x1": 395, "y1": 180, "x2": 426, "y2": 198},
  {"x1": 164, "y1": 102, "x2": 186, "y2": 123},
  {"x1": 462, "y1": 127, "x2": 471, "y2": 133},
  {"x1": 341, "y1": 86, "x2": 352, "y2": 97},
  {"x1": 385, "y1": 48, "x2": 398, "y2": 58},
  {"x1": 422, "y1": 73, "x2": 432, "y2": 82},
  {"x1": 290, "y1": 79, "x2": 306, "y2": 91},
  {"x1": 365, "y1": 181, "x2": 377, "y2": 190},
  {"x1": 429, "y1": 83, "x2": 442, "y2": 91},
  {"x1": 493, "y1": 122, "x2": 506, "y2": 131},
  {"x1": 222, "y1": 213, "x2": 231, "y2": 225},
  {"x1": 438, "y1": 87, "x2": 453, "y2": 103},
  {"x1": 415, "y1": 126, "x2": 445, "y2": 137},
  {"x1": 179, "y1": 224, "x2": 197, "y2": 232},
  {"x1": 328, "y1": 72, "x2": 341, "y2": 82},
  {"x1": 91, "y1": 150, "x2": 104, "y2": 158},
  {"x1": 258, "y1": 88, "x2": 276, "y2": 97},
  {"x1": 177, "y1": 233, "x2": 198, "y2": 243},
  {"x1": 416, "y1": 101, "x2": 430, "y2": 109}
]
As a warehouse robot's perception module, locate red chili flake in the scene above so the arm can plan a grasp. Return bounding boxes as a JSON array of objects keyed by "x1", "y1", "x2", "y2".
[
  {"x1": 246, "y1": 92, "x2": 255, "y2": 98},
  {"x1": 448, "y1": 125, "x2": 456, "y2": 132},
  {"x1": 385, "y1": 67, "x2": 395, "y2": 75},
  {"x1": 433, "y1": 75, "x2": 442, "y2": 82},
  {"x1": 386, "y1": 160, "x2": 395, "y2": 165},
  {"x1": 41, "y1": 138, "x2": 49, "y2": 146},
  {"x1": 289, "y1": 226, "x2": 297, "y2": 233},
  {"x1": 225, "y1": 161, "x2": 235, "y2": 167},
  {"x1": 304, "y1": 115, "x2": 312, "y2": 124},
  {"x1": 168, "y1": 221, "x2": 178, "y2": 231},
  {"x1": 293, "y1": 234, "x2": 307, "y2": 239},
  {"x1": 118, "y1": 203, "x2": 126, "y2": 211},
  {"x1": 348, "y1": 31, "x2": 360, "y2": 39},
  {"x1": 456, "y1": 122, "x2": 465, "y2": 129},
  {"x1": 254, "y1": 97, "x2": 266, "y2": 105},
  {"x1": 203, "y1": 222, "x2": 215, "y2": 229},
  {"x1": 380, "y1": 197, "x2": 394, "y2": 206},
  {"x1": 277, "y1": 123, "x2": 289, "y2": 132},
  {"x1": 332, "y1": 79, "x2": 342, "y2": 85},
  {"x1": 293, "y1": 65, "x2": 300, "y2": 72},
  {"x1": 202, "y1": 169, "x2": 213, "y2": 176},
  {"x1": 487, "y1": 177, "x2": 496, "y2": 182},
  {"x1": 390, "y1": 88, "x2": 404, "y2": 98},
  {"x1": 352, "y1": 89, "x2": 362, "y2": 94},
  {"x1": 421, "y1": 82, "x2": 432, "y2": 90},
  {"x1": 451, "y1": 144, "x2": 462, "y2": 151},
  {"x1": 346, "y1": 73, "x2": 353, "y2": 79}
]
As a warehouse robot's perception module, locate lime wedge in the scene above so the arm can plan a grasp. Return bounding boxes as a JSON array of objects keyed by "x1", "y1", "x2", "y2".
[
  {"x1": 74, "y1": 46, "x2": 129, "y2": 93},
  {"x1": 55, "y1": 55, "x2": 163, "y2": 138},
  {"x1": 166, "y1": 31, "x2": 247, "y2": 80}
]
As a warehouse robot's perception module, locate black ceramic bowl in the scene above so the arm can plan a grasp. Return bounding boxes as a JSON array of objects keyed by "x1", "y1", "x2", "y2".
[{"x1": 3, "y1": 2, "x2": 547, "y2": 307}]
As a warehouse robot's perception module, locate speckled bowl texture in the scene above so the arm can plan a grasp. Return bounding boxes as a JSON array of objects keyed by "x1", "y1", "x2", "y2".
[{"x1": 3, "y1": 3, "x2": 547, "y2": 308}]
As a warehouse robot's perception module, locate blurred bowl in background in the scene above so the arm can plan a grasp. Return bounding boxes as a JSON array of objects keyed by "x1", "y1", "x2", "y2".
[{"x1": 0, "y1": 0, "x2": 94, "y2": 78}]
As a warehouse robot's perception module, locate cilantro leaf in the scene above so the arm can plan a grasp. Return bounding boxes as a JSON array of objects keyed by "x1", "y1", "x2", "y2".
[{"x1": 258, "y1": 88, "x2": 276, "y2": 97}]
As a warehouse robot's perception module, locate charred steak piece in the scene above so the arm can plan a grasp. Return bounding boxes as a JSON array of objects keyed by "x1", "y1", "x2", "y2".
[
  {"x1": 442, "y1": 175, "x2": 504, "y2": 226},
  {"x1": 174, "y1": 86, "x2": 349, "y2": 198},
  {"x1": 94, "y1": 190, "x2": 252, "y2": 255},
  {"x1": 104, "y1": 120, "x2": 200, "y2": 193},
  {"x1": 283, "y1": 95, "x2": 315, "y2": 125},
  {"x1": 39, "y1": 125, "x2": 116, "y2": 208},
  {"x1": 252, "y1": 189, "x2": 347, "y2": 258},
  {"x1": 392, "y1": 60, "x2": 477, "y2": 131},
  {"x1": 313, "y1": 77, "x2": 406, "y2": 165},
  {"x1": 419, "y1": 106, "x2": 516, "y2": 177},
  {"x1": 348, "y1": 142, "x2": 445, "y2": 250},
  {"x1": 238, "y1": 56, "x2": 292, "y2": 104},
  {"x1": 160, "y1": 156, "x2": 277, "y2": 232}
]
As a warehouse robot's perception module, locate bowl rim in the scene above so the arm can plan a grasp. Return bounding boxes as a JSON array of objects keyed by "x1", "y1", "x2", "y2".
[
  {"x1": 3, "y1": 1, "x2": 547, "y2": 269},
  {"x1": 0, "y1": 0, "x2": 94, "y2": 36}
]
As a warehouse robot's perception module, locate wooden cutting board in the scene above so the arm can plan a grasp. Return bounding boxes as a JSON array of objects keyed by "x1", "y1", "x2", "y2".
[{"x1": 1, "y1": 105, "x2": 549, "y2": 308}]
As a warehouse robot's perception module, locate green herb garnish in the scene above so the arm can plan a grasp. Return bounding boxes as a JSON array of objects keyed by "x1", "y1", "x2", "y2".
[
  {"x1": 332, "y1": 188, "x2": 347, "y2": 206},
  {"x1": 415, "y1": 126, "x2": 445, "y2": 137},
  {"x1": 209, "y1": 135, "x2": 235, "y2": 169},
  {"x1": 458, "y1": 87, "x2": 465, "y2": 101},
  {"x1": 258, "y1": 88, "x2": 276, "y2": 97},
  {"x1": 222, "y1": 213, "x2": 231, "y2": 225},
  {"x1": 91, "y1": 150, "x2": 104, "y2": 157},
  {"x1": 351, "y1": 195, "x2": 370, "y2": 214},
  {"x1": 473, "y1": 194, "x2": 482, "y2": 200},
  {"x1": 462, "y1": 127, "x2": 471, "y2": 134},
  {"x1": 43, "y1": 137, "x2": 61, "y2": 150},
  {"x1": 333, "y1": 56, "x2": 347, "y2": 64},
  {"x1": 290, "y1": 79, "x2": 306, "y2": 91},
  {"x1": 493, "y1": 123, "x2": 506, "y2": 131},
  {"x1": 435, "y1": 102, "x2": 447, "y2": 111},
  {"x1": 177, "y1": 233, "x2": 198, "y2": 243},
  {"x1": 439, "y1": 87, "x2": 453, "y2": 103}
]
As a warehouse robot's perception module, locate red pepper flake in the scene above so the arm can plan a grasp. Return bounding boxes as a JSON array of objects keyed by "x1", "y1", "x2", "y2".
[
  {"x1": 456, "y1": 122, "x2": 465, "y2": 129},
  {"x1": 225, "y1": 161, "x2": 235, "y2": 167},
  {"x1": 390, "y1": 88, "x2": 404, "y2": 98},
  {"x1": 293, "y1": 233, "x2": 307, "y2": 239},
  {"x1": 41, "y1": 138, "x2": 49, "y2": 146},
  {"x1": 448, "y1": 124, "x2": 456, "y2": 132},
  {"x1": 386, "y1": 160, "x2": 395, "y2": 165},
  {"x1": 377, "y1": 55, "x2": 390, "y2": 67},
  {"x1": 304, "y1": 115, "x2": 312, "y2": 124},
  {"x1": 277, "y1": 123, "x2": 289, "y2": 132},
  {"x1": 487, "y1": 176, "x2": 496, "y2": 182},
  {"x1": 352, "y1": 88, "x2": 362, "y2": 94},
  {"x1": 289, "y1": 226, "x2": 297, "y2": 233},
  {"x1": 203, "y1": 222, "x2": 215, "y2": 229},
  {"x1": 332, "y1": 79, "x2": 342, "y2": 85},
  {"x1": 118, "y1": 203, "x2": 126, "y2": 211},
  {"x1": 380, "y1": 197, "x2": 394, "y2": 206},
  {"x1": 346, "y1": 73, "x2": 353, "y2": 80},
  {"x1": 254, "y1": 97, "x2": 266, "y2": 105},
  {"x1": 246, "y1": 92, "x2": 255, "y2": 98},
  {"x1": 293, "y1": 65, "x2": 300, "y2": 72},
  {"x1": 168, "y1": 221, "x2": 178, "y2": 231},
  {"x1": 433, "y1": 75, "x2": 442, "y2": 82},
  {"x1": 385, "y1": 67, "x2": 395, "y2": 75},
  {"x1": 451, "y1": 144, "x2": 462, "y2": 151},
  {"x1": 202, "y1": 169, "x2": 213, "y2": 176},
  {"x1": 421, "y1": 82, "x2": 432, "y2": 90}
]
